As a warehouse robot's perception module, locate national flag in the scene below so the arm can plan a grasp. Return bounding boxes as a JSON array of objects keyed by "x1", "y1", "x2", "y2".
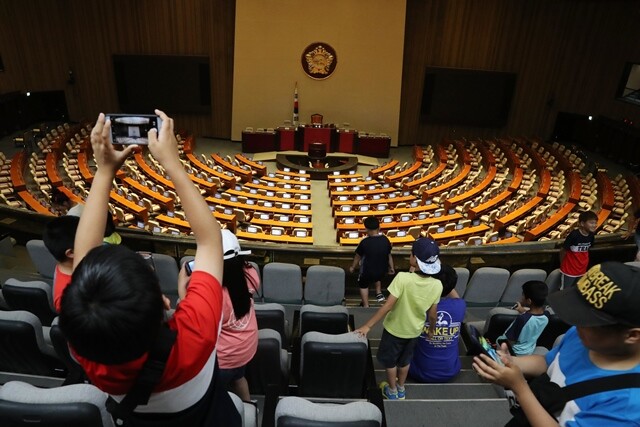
[{"x1": 293, "y1": 83, "x2": 299, "y2": 126}]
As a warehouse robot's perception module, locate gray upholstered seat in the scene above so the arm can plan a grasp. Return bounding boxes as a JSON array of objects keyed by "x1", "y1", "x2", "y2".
[
  {"x1": 228, "y1": 391, "x2": 258, "y2": 427},
  {"x1": 0, "y1": 380, "x2": 113, "y2": 426},
  {"x1": 303, "y1": 265, "x2": 345, "y2": 306},
  {"x1": 26, "y1": 239, "x2": 57, "y2": 279},
  {"x1": 246, "y1": 328, "x2": 289, "y2": 394},
  {"x1": 464, "y1": 267, "x2": 510, "y2": 307},
  {"x1": 263, "y1": 263, "x2": 302, "y2": 304},
  {"x1": 499, "y1": 268, "x2": 547, "y2": 305},
  {"x1": 3, "y1": 278, "x2": 57, "y2": 326},
  {"x1": 255, "y1": 303, "x2": 288, "y2": 346},
  {"x1": 299, "y1": 305, "x2": 349, "y2": 336},
  {"x1": 149, "y1": 253, "x2": 179, "y2": 304},
  {"x1": 275, "y1": 396, "x2": 382, "y2": 427},
  {"x1": 453, "y1": 266, "x2": 470, "y2": 297},
  {"x1": 299, "y1": 332, "x2": 368, "y2": 398},
  {"x1": 545, "y1": 268, "x2": 562, "y2": 293}
]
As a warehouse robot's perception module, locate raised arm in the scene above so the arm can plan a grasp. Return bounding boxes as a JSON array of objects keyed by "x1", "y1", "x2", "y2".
[
  {"x1": 148, "y1": 110, "x2": 222, "y2": 282},
  {"x1": 73, "y1": 113, "x2": 137, "y2": 269},
  {"x1": 354, "y1": 295, "x2": 397, "y2": 337}
]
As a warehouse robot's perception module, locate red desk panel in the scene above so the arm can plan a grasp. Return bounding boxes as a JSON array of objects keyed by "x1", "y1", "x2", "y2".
[{"x1": 303, "y1": 127, "x2": 332, "y2": 152}]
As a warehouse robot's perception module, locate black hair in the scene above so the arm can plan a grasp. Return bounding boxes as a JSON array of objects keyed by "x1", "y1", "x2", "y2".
[
  {"x1": 222, "y1": 256, "x2": 254, "y2": 319},
  {"x1": 59, "y1": 245, "x2": 164, "y2": 364},
  {"x1": 433, "y1": 264, "x2": 458, "y2": 297},
  {"x1": 363, "y1": 216, "x2": 379, "y2": 230},
  {"x1": 104, "y1": 212, "x2": 116, "y2": 237},
  {"x1": 42, "y1": 216, "x2": 80, "y2": 262},
  {"x1": 522, "y1": 280, "x2": 548, "y2": 308},
  {"x1": 578, "y1": 210, "x2": 598, "y2": 223}
]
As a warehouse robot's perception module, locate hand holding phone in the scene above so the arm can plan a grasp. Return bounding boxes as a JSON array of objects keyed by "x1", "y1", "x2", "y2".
[
  {"x1": 185, "y1": 260, "x2": 195, "y2": 276},
  {"x1": 480, "y1": 336, "x2": 504, "y2": 365},
  {"x1": 106, "y1": 114, "x2": 163, "y2": 145}
]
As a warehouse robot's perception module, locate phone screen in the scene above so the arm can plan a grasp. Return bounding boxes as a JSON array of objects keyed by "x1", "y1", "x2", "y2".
[
  {"x1": 480, "y1": 337, "x2": 504, "y2": 365},
  {"x1": 106, "y1": 114, "x2": 163, "y2": 145},
  {"x1": 185, "y1": 260, "x2": 195, "y2": 276}
]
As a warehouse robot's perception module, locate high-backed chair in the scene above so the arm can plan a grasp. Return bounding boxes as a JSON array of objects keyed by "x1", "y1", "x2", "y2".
[
  {"x1": 0, "y1": 310, "x2": 66, "y2": 379},
  {"x1": 263, "y1": 263, "x2": 302, "y2": 304},
  {"x1": 26, "y1": 240, "x2": 57, "y2": 279},
  {"x1": 255, "y1": 303, "x2": 288, "y2": 347},
  {"x1": 453, "y1": 267, "x2": 470, "y2": 297},
  {"x1": 499, "y1": 269, "x2": 547, "y2": 306},
  {"x1": 303, "y1": 265, "x2": 344, "y2": 306},
  {"x1": 275, "y1": 396, "x2": 382, "y2": 427},
  {"x1": 3, "y1": 279, "x2": 57, "y2": 326},
  {"x1": 464, "y1": 267, "x2": 510, "y2": 307},
  {"x1": 299, "y1": 332, "x2": 368, "y2": 398},
  {"x1": 49, "y1": 317, "x2": 86, "y2": 385},
  {"x1": 246, "y1": 329, "x2": 289, "y2": 395},
  {"x1": 310, "y1": 113, "x2": 324, "y2": 127},
  {"x1": 0, "y1": 381, "x2": 113, "y2": 427},
  {"x1": 300, "y1": 305, "x2": 349, "y2": 336},
  {"x1": 545, "y1": 268, "x2": 562, "y2": 293},
  {"x1": 248, "y1": 261, "x2": 263, "y2": 301},
  {"x1": 150, "y1": 253, "x2": 179, "y2": 304},
  {"x1": 536, "y1": 314, "x2": 571, "y2": 350}
]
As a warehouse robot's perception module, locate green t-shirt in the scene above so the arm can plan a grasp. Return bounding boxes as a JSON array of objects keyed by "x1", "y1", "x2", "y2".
[{"x1": 383, "y1": 272, "x2": 443, "y2": 339}]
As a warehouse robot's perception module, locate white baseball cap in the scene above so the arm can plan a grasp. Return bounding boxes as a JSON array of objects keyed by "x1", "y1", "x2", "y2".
[{"x1": 221, "y1": 229, "x2": 251, "y2": 260}]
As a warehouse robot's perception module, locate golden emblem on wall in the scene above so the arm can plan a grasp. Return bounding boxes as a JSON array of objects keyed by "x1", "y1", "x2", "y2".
[{"x1": 301, "y1": 42, "x2": 337, "y2": 80}]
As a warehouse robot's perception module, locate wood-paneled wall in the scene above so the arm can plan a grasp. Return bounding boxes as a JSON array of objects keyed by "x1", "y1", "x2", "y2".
[
  {"x1": 2, "y1": 0, "x2": 640, "y2": 143},
  {"x1": 400, "y1": 0, "x2": 640, "y2": 145},
  {"x1": 0, "y1": 0, "x2": 234, "y2": 138}
]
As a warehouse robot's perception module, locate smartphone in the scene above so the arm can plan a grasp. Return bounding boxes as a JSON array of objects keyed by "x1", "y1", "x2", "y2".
[
  {"x1": 479, "y1": 336, "x2": 504, "y2": 365},
  {"x1": 497, "y1": 338, "x2": 517, "y2": 357},
  {"x1": 105, "y1": 114, "x2": 163, "y2": 145},
  {"x1": 185, "y1": 260, "x2": 195, "y2": 276}
]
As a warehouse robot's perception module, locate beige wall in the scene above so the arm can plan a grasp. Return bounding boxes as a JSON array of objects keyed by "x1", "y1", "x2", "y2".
[{"x1": 232, "y1": 0, "x2": 406, "y2": 145}]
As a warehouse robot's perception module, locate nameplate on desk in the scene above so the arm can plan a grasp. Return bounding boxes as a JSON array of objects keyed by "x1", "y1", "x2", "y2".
[
  {"x1": 295, "y1": 231, "x2": 307, "y2": 237},
  {"x1": 282, "y1": 203, "x2": 292, "y2": 209},
  {"x1": 271, "y1": 229, "x2": 283, "y2": 236},
  {"x1": 299, "y1": 217, "x2": 310, "y2": 223},
  {"x1": 299, "y1": 205, "x2": 309, "y2": 211},
  {"x1": 260, "y1": 214, "x2": 270, "y2": 220}
]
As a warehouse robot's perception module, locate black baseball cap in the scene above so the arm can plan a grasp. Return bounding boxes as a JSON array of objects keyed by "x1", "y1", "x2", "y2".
[{"x1": 548, "y1": 262, "x2": 640, "y2": 327}]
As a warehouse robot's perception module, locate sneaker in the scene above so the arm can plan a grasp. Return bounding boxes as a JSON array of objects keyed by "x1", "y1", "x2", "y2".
[
  {"x1": 396, "y1": 385, "x2": 406, "y2": 400},
  {"x1": 376, "y1": 292, "x2": 386, "y2": 303},
  {"x1": 380, "y1": 381, "x2": 398, "y2": 400}
]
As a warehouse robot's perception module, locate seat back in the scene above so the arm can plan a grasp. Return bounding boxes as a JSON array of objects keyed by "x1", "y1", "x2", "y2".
[
  {"x1": 150, "y1": 253, "x2": 179, "y2": 304},
  {"x1": 0, "y1": 381, "x2": 112, "y2": 427},
  {"x1": 49, "y1": 318, "x2": 86, "y2": 385},
  {"x1": 255, "y1": 303, "x2": 287, "y2": 347},
  {"x1": 3, "y1": 279, "x2": 56, "y2": 326},
  {"x1": 545, "y1": 268, "x2": 562, "y2": 294},
  {"x1": 275, "y1": 396, "x2": 382, "y2": 427},
  {"x1": 303, "y1": 266, "x2": 345, "y2": 306},
  {"x1": 300, "y1": 305, "x2": 349, "y2": 336},
  {"x1": 26, "y1": 240, "x2": 57, "y2": 279},
  {"x1": 300, "y1": 332, "x2": 368, "y2": 398},
  {"x1": 483, "y1": 313, "x2": 518, "y2": 343},
  {"x1": 453, "y1": 267, "x2": 470, "y2": 297},
  {"x1": 500, "y1": 269, "x2": 547, "y2": 305},
  {"x1": 0, "y1": 311, "x2": 66, "y2": 378},
  {"x1": 464, "y1": 267, "x2": 510, "y2": 306},
  {"x1": 536, "y1": 314, "x2": 571, "y2": 350},
  {"x1": 246, "y1": 329, "x2": 288, "y2": 395},
  {"x1": 263, "y1": 263, "x2": 302, "y2": 304},
  {"x1": 248, "y1": 261, "x2": 263, "y2": 300}
]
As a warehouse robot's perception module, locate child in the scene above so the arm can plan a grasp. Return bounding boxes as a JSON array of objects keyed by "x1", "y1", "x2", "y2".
[
  {"x1": 355, "y1": 237, "x2": 443, "y2": 400},
  {"x1": 409, "y1": 264, "x2": 466, "y2": 383},
  {"x1": 498, "y1": 280, "x2": 549, "y2": 356},
  {"x1": 473, "y1": 262, "x2": 640, "y2": 426},
  {"x1": 559, "y1": 210, "x2": 597, "y2": 289},
  {"x1": 59, "y1": 111, "x2": 240, "y2": 425},
  {"x1": 349, "y1": 216, "x2": 394, "y2": 307},
  {"x1": 42, "y1": 215, "x2": 79, "y2": 312}
]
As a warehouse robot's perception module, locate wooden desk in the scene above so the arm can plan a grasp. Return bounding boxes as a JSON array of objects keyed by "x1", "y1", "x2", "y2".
[
  {"x1": 357, "y1": 135, "x2": 391, "y2": 158},
  {"x1": 385, "y1": 161, "x2": 422, "y2": 183},
  {"x1": 235, "y1": 154, "x2": 267, "y2": 176},
  {"x1": 76, "y1": 152, "x2": 95, "y2": 183},
  {"x1": 523, "y1": 202, "x2": 576, "y2": 241},
  {"x1": 250, "y1": 217, "x2": 313, "y2": 230},
  {"x1": 185, "y1": 153, "x2": 236, "y2": 187},
  {"x1": 327, "y1": 173, "x2": 363, "y2": 181},
  {"x1": 334, "y1": 203, "x2": 438, "y2": 223},
  {"x1": 369, "y1": 160, "x2": 399, "y2": 179},
  {"x1": 123, "y1": 177, "x2": 175, "y2": 211},
  {"x1": 403, "y1": 162, "x2": 447, "y2": 191},
  {"x1": 339, "y1": 234, "x2": 415, "y2": 246},
  {"x1": 468, "y1": 190, "x2": 512, "y2": 220},
  {"x1": 567, "y1": 171, "x2": 582, "y2": 204},
  {"x1": 211, "y1": 154, "x2": 253, "y2": 182},
  {"x1": 428, "y1": 224, "x2": 490, "y2": 242},
  {"x1": 236, "y1": 230, "x2": 313, "y2": 244},
  {"x1": 536, "y1": 170, "x2": 551, "y2": 197},
  {"x1": 302, "y1": 127, "x2": 332, "y2": 152},
  {"x1": 596, "y1": 170, "x2": 614, "y2": 210},
  {"x1": 226, "y1": 188, "x2": 311, "y2": 206},
  {"x1": 134, "y1": 153, "x2": 175, "y2": 190},
  {"x1": 444, "y1": 165, "x2": 497, "y2": 209},
  {"x1": 156, "y1": 211, "x2": 236, "y2": 232},
  {"x1": 329, "y1": 180, "x2": 380, "y2": 190},
  {"x1": 245, "y1": 181, "x2": 311, "y2": 195},
  {"x1": 17, "y1": 190, "x2": 52, "y2": 215},
  {"x1": 336, "y1": 213, "x2": 462, "y2": 233},
  {"x1": 189, "y1": 174, "x2": 218, "y2": 195},
  {"x1": 331, "y1": 195, "x2": 416, "y2": 211},
  {"x1": 45, "y1": 151, "x2": 63, "y2": 187},
  {"x1": 424, "y1": 164, "x2": 472, "y2": 198},
  {"x1": 508, "y1": 168, "x2": 524, "y2": 192},
  {"x1": 110, "y1": 191, "x2": 148, "y2": 222},
  {"x1": 330, "y1": 186, "x2": 398, "y2": 200},
  {"x1": 58, "y1": 186, "x2": 84, "y2": 205},
  {"x1": 242, "y1": 131, "x2": 277, "y2": 153},
  {"x1": 275, "y1": 170, "x2": 311, "y2": 179},
  {"x1": 10, "y1": 151, "x2": 27, "y2": 191},
  {"x1": 336, "y1": 129, "x2": 356, "y2": 153},
  {"x1": 494, "y1": 196, "x2": 544, "y2": 230},
  {"x1": 206, "y1": 196, "x2": 311, "y2": 217}
]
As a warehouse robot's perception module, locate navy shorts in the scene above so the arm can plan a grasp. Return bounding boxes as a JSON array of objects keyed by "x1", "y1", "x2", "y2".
[
  {"x1": 376, "y1": 329, "x2": 418, "y2": 369},
  {"x1": 217, "y1": 364, "x2": 247, "y2": 386},
  {"x1": 358, "y1": 272, "x2": 385, "y2": 289}
]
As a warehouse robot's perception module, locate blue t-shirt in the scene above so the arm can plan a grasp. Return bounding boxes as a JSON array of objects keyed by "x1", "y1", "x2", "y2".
[
  {"x1": 544, "y1": 327, "x2": 640, "y2": 426},
  {"x1": 409, "y1": 298, "x2": 466, "y2": 383},
  {"x1": 500, "y1": 311, "x2": 549, "y2": 356}
]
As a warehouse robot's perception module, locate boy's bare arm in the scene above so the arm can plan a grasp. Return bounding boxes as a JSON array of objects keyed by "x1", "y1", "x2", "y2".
[
  {"x1": 354, "y1": 295, "x2": 397, "y2": 337},
  {"x1": 426, "y1": 304, "x2": 438, "y2": 338},
  {"x1": 388, "y1": 254, "x2": 395, "y2": 274},
  {"x1": 73, "y1": 113, "x2": 137, "y2": 270},
  {"x1": 349, "y1": 253, "x2": 361, "y2": 273},
  {"x1": 148, "y1": 110, "x2": 222, "y2": 282}
]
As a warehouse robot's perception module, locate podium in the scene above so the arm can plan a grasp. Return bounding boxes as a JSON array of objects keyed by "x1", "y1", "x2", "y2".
[
  {"x1": 336, "y1": 129, "x2": 356, "y2": 154},
  {"x1": 242, "y1": 130, "x2": 276, "y2": 153},
  {"x1": 278, "y1": 127, "x2": 296, "y2": 151},
  {"x1": 303, "y1": 127, "x2": 332, "y2": 152}
]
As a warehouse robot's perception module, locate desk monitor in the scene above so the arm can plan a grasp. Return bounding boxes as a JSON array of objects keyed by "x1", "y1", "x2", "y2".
[
  {"x1": 283, "y1": 193, "x2": 292, "y2": 199},
  {"x1": 360, "y1": 206, "x2": 369, "y2": 212},
  {"x1": 264, "y1": 202, "x2": 273, "y2": 207},
  {"x1": 349, "y1": 170, "x2": 356, "y2": 175},
  {"x1": 253, "y1": 179, "x2": 260, "y2": 184},
  {"x1": 282, "y1": 203, "x2": 292, "y2": 209},
  {"x1": 209, "y1": 205, "x2": 215, "y2": 211},
  {"x1": 411, "y1": 201, "x2": 419, "y2": 207},
  {"x1": 333, "y1": 171, "x2": 339, "y2": 175},
  {"x1": 224, "y1": 208, "x2": 233, "y2": 215},
  {"x1": 266, "y1": 191, "x2": 275, "y2": 197},
  {"x1": 339, "y1": 196, "x2": 348, "y2": 201},
  {"x1": 300, "y1": 185, "x2": 308, "y2": 190},
  {"x1": 344, "y1": 217, "x2": 355, "y2": 224},
  {"x1": 299, "y1": 205, "x2": 309, "y2": 210},
  {"x1": 299, "y1": 195, "x2": 309, "y2": 200},
  {"x1": 418, "y1": 213, "x2": 428, "y2": 220},
  {"x1": 260, "y1": 213, "x2": 270, "y2": 220},
  {"x1": 299, "y1": 217, "x2": 310, "y2": 223},
  {"x1": 279, "y1": 216, "x2": 290, "y2": 222},
  {"x1": 369, "y1": 185, "x2": 377, "y2": 190},
  {"x1": 214, "y1": 193, "x2": 222, "y2": 199},
  {"x1": 235, "y1": 185, "x2": 242, "y2": 190},
  {"x1": 437, "y1": 227, "x2": 445, "y2": 233},
  {"x1": 268, "y1": 173, "x2": 275, "y2": 178},
  {"x1": 383, "y1": 184, "x2": 390, "y2": 188},
  {"x1": 456, "y1": 223, "x2": 464, "y2": 230},
  {"x1": 267, "y1": 182, "x2": 275, "y2": 187},
  {"x1": 401, "y1": 215, "x2": 412, "y2": 222},
  {"x1": 283, "y1": 176, "x2": 291, "y2": 180},
  {"x1": 372, "y1": 195, "x2": 381, "y2": 200},
  {"x1": 382, "y1": 217, "x2": 393, "y2": 223},
  {"x1": 351, "y1": 178, "x2": 358, "y2": 182},
  {"x1": 137, "y1": 221, "x2": 145, "y2": 228},
  {"x1": 167, "y1": 211, "x2": 175, "y2": 217},
  {"x1": 341, "y1": 206, "x2": 352, "y2": 212},
  {"x1": 246, "y1": 199, "x2": 255, "y2": 205},
  {"x1": 250, "y1": 189, "x2": 258, "y2": 194},
  {"x1": 247, "y1": 226, "x2": 258, "y2": 233},
  {"x1": 153, "y1": 226, "x2": 161, "y2": 233},
  {"x1": 284, "y1": 184, "x2": 292, "y2": 189},
  {"x1": 283, "y1": 168, "x2": 290, "y2": 172},
  {"x1": 299, "y1": 170, "x2": 306, "y2": 174},
  {"x1": 336, "y1": 187, "x2": 344, "y2": 192},
  {"x1": 230, "y1": 196, "x2": 238, "y2": 202},
  {"x1": 355, "y1": 195, "x2": 365, "y2": 201},
  {"x1": 397, "y1": 231, "x2": 407, "y2": 237},
  {"x1": 300, "y1": 177, "x2": 307, "y2": 182},
  {"x1": 348, "y1": 231, "x2": 359, "y2": 238},
  {"x1": 334, "y1": 178, "x2": 342, "y2": 183},
  {"x1": 171, "y1": 230, "x2": 180, "y2": 235},
  {"x1": 271, "y1": 228, "x2": 283, "y2": 236},
  {"x1": 353, "y1": 186, "x2": 361, "y2": 191},
  {"x1": 295, "y1": 230, "x2": 307, "y2": 237}
]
